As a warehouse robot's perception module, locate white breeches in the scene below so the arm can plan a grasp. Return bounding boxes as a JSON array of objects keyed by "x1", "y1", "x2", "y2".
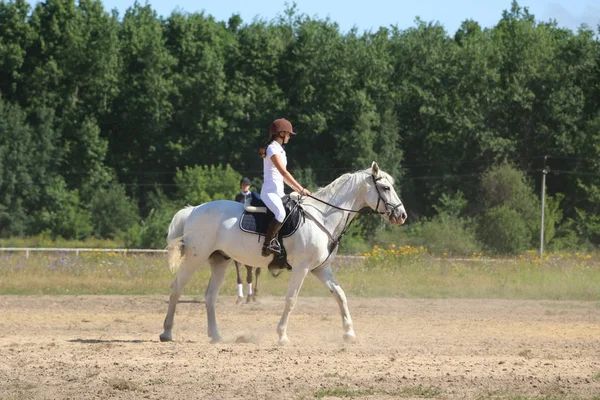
[{"x1": 261, "y1": 191, "x2": 285, "y2": 223}]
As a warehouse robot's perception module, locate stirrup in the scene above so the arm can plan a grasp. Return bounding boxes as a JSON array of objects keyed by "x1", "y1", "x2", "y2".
[{"x1": 267, "y1": 239, "x2": 282, "y2": 255}]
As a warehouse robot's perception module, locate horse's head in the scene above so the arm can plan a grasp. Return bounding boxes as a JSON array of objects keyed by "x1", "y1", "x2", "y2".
[{"x1": 365, "y1": 162, "x2": 407, "y2": 226}]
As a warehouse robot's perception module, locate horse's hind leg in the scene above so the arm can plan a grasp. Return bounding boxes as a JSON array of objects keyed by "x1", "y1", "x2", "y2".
[
  {"x1": 160, "y1": 259, "x2": 196, "y2": 342},
  {"x1": 205, "y1": 254, "x2": 230, "y2": 343},
  {"x1": 312, "y1": 265, "x2": 356, "y2": 343}
]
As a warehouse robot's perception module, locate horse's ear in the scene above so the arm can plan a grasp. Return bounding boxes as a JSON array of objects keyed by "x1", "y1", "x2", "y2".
[{"x1": 371, "y1": 161, "x2": 379, "y2": 177}]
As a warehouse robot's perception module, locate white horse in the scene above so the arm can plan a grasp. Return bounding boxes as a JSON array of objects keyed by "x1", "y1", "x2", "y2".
[{"x1": 160, "y1": 162, "x2": 407, "y2": 344}]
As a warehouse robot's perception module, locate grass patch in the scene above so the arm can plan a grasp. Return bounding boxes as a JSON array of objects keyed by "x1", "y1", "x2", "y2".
[
  {"x1": 396, "y1": 386, "x2": 442, "y2": 398},
  {"x1": 106, "y1": 377, "x2": 141, "y2": 391},
  {"x1": 314, "y1": 386, "x2": 441, "y2": 398},
  {"x1": 314, "y1": 387, "x2": 376, "y2": 398},
  {"x1": 518, "y1": 349, "x2": 534, "y2": 359},
  {"x1": 0, "y1": 250, "x2": 599, "y2": 300}
]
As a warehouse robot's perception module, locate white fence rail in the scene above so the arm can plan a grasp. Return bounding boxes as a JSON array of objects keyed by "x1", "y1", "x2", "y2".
[{"x1": 0, "y1": 247, "x2": 167, "y2": 258}]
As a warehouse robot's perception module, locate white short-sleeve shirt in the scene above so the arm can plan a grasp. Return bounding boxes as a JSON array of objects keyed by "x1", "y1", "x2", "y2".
[{"x1": 263, "y1": 141, "x2": 287, "y2": 197}]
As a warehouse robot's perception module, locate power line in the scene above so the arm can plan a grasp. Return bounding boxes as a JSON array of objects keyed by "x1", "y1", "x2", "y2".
[
  {"x1": 7, "y1": 168, "x2": 599, "y2": 188},
  {"x1": 550, "y1": 169, "x2": 600, "y2": 177}
]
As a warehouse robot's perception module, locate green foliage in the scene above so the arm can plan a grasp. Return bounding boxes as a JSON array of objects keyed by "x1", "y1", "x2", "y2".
[
  {"x1": 292, "y1": 166, "x2": 317, "y2": 192},
  {"x1": 479, "y1": 163, "x2": 538, "y2": 213},
  {"x1": 542, "y1": 192, "x2": 564, "y2": 249},
  {"x1": 106, "y1": 2, "x2": 175, "y2": 193},
  {"x1": 1, "y1": 1, "x2": 600, "y2": 250},
  {"x1": 477, "y1": 163, "x2": 541, "y2": 253},
  {"x1": 572, "y1": 208, "x2": 600, "y2": 249},
  {"x1": 433, "y1": 191, "x2": 468, "y2": 218},
  {"x1": 478, "y1": 205, "x2": 529, "y2": 254},
  {"x1": 122, "y1": 189, "x2": 177, "y2": 248},
  {"x1": 0, "y1": 0, "x2": 35, "y2": 101},
  {"x1": 34, "y1": 177, "x2": 93, "y2": 240},
  {"x1": 0, "y1": 99, "x2": 32, "y2": 236},
  {"x1": 61, "y1": 117, "x2": 111, "y2": 189},
  {"x1": 0, "y1": 100, "x2": 57, "y2": 236},
  {"x1": 397, "y1": 192, "x2": 480, "y2": 255},
  {"x1": 337, "y1": 217, "x2": 371, "y2": 254},
  {"x1": 90, "y1": 183, "x2": 140, "y2": 239},
  {"x1": 549, "y1": 217, "x2": 584, "y2": 251},
  {"x1": 174, "y1": 164, "x2": 241, "y2": 204},
  {"x1": 123, "y1": 206, "x2": 175, "y2": 249},
  {"x1": 407, "y1": 215, "x2": 481, "y2": 256}
]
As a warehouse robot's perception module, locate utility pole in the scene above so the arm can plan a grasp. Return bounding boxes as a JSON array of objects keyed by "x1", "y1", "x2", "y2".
[{"x1": 540, "y1": 156, "x2": 548, "y2": 256}]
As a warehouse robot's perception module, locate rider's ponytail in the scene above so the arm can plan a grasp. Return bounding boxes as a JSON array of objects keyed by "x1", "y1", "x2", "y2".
[{"x1": 258, "y1": 136, "x2": 275, "y2": 158}]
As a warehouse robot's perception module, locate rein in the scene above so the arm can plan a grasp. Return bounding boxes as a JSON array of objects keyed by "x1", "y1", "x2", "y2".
[
  {"x1": 305, "y1": 194, "x2": 384, "y2": 215},
  {"x1": 303, "y1": 175, "x2": 403, "y2": 216},
  {"x1": 298, "y1": 174, "x2": 404, "y2": 267}
]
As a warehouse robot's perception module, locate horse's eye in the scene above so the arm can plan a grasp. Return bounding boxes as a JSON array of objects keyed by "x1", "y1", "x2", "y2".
[{"x1": 382, "y1": 186, "x2": 390, "y2": 191}]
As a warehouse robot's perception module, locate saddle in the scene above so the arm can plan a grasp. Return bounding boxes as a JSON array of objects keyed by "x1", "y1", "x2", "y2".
[
  {"x1": 239, "y1": 195, "x2": 302, "y2": 238},
  {"x1": 239, "y1": 194, "x2": 303, "y2": 272}
]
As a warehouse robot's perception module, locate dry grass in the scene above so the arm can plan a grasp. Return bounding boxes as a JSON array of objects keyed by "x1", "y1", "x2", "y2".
[{"x1": 0, "y1": 249, "x2": 599, "y2": 300}]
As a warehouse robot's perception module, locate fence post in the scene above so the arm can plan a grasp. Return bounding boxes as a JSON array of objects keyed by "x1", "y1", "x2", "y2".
[{"x1": 540, "y1": 156, "x2": 548, "y2": 257}]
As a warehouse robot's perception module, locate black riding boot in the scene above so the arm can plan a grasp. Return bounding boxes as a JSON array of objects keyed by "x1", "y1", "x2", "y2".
[{"x1": 262, "y1": 220, "x2": 283, "y2": 257}]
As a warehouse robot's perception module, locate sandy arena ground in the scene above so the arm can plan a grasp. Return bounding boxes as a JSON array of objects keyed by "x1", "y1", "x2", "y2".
[{"x1": 0, "y1": 295, "x2": 599, "y2": 399}]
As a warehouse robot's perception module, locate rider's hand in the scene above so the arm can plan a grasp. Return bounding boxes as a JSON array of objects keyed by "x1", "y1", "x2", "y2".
[{"x1": 301, "y1": 188, "x2": 311, "y2": 196}]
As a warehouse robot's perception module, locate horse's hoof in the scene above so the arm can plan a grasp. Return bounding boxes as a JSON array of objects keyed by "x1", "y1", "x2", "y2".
[
  {"x1": 159, "y1": 334, "x2": 172, "y2": 342},
  {"x1": 209, "y1": 336, "x2": 222, "y2": 344},
  {"x1": 343, "y1": 333, "x2": 357, "y2": 343},
  {"x1": 236, "y1": 297, "x2": 243, "y2": 305},
  {"x1": 278, "y1": 337, "x2": 290, "y2": 346}
]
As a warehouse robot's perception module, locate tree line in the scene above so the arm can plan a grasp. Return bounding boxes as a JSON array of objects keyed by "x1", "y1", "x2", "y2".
[{"x1": 1, "y1": 0, "x2": 599, "y2": 253}]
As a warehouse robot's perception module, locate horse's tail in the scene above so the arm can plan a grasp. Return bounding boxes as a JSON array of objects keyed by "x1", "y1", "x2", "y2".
[{"x1": 166, "y1": 205, "x2": 195, "y2": 274}]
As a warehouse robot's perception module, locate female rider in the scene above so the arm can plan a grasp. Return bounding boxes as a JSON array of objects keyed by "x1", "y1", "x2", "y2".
[{"x1": 259, "y1": 118, "x2": 311, "y2": 257}]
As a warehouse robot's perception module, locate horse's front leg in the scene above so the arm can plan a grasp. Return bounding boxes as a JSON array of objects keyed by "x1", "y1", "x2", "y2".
[
  {"x1": 312, "y1": 265, "x2": 356, "y2": 343},
  {"x1": 277, "y1": 266, "x2": 310, "y2": 345}
]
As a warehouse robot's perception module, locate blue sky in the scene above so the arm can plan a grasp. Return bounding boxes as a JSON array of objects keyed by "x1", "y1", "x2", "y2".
[{"x1": 98, "y1": 0, "x2": 600, "y2": 34}]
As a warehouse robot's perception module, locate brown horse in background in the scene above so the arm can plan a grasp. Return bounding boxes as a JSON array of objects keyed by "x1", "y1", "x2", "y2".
[{"x1": 234, "y1": 261, "x2": 261, "y2": 304}]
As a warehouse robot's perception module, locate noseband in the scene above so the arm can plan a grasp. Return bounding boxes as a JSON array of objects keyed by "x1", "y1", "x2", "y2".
[{"x1": 371, "y1": 175, "x2": 404, "y2": 217}]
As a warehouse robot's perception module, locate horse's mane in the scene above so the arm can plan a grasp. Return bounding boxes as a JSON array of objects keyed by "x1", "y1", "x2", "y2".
[{"x1": 310, "y1": 167, "x2": 394, "y2": 204}]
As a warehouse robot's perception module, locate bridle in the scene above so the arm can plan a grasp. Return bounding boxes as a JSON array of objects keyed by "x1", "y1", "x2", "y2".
[
  {"x1": 371, "y1": 175, "x2": 405, "y2": 217},
  {"x1": 299, "y1": 174, "x2": 404, "y2": 265},
  {"x1": 304, "y1": 175, "x2": 404, "y2": 217}
]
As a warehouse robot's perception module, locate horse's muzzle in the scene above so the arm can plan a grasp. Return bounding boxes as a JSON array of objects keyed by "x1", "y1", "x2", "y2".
[{"x1": 389, "y1": 210, "x2": 407, "y2": 226}]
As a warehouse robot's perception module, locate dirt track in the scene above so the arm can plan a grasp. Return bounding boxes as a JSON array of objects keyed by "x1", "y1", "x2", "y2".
[{"x1": 1, "y1": 295, "x2": 599, "y2": 399}]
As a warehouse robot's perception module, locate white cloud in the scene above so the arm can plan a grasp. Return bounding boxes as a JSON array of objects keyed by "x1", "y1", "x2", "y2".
[{"x1": 544, "y1": 2, "x2": 600, "y2": 30}]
